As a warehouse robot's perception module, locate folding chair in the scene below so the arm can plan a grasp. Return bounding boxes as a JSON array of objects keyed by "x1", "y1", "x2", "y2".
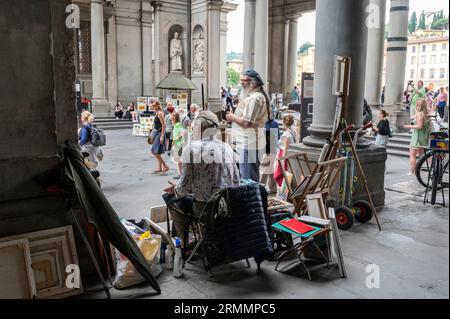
[{"x1": 273, "y1": 223, "x2": 331, "y2": 281}]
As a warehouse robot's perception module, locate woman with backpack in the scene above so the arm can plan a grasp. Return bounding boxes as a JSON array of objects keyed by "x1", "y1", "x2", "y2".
[
  {"x1": 373, "y1": 109, "x2": 392, "y2": 147},
  {"x1": 78, "y1": 111, "x2": 103, "y2": 169}
]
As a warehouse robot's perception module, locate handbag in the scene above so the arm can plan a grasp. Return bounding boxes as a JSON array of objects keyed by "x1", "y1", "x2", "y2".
[{"x1": 147, "y1": 129, "x2": 158, "y2": 145}]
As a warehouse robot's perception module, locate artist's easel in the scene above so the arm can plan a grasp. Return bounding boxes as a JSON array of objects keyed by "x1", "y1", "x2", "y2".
[{"x1": 331, "y1": 56, "x2": 382, "y2": 231}]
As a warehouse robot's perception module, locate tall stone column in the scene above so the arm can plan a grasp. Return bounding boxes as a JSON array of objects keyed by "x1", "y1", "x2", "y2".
[
  {"x1": 106, "y1": 15, "x2": 118, "y2": 108},
  {"x1": 220, "y1": 14, "x2": 228, "y2": 88},
  {"x1": 207, "y1": 0, "x2": 222, "y2": 112},
  {"x1": 384, "y1": 0, "x2": 409, "y2": 107},
  {"x1": 90, "y1": 0, "x2": 110, "y2": 116},
  {"x1": 142, "y1": 1, "x2": 153, "y2": 96},
  {"x1": 243, "y1": 0, "x2": 256, "y2": 70},
  {"x1": 254, "y1": 0, "x2": 269, "y2": 84},
  {"x1": 153, "y1": 1, "x2": 163, "y2": 98},
  {"x1": 269, "y1": 16, "x2": 286, "y2": 95},
  {"x1": 285, "y1": 16, "x2": 299, "y2": 103},
  {"x1": 299, "y1": 0, "x2": 387, "y2": 207},
  {"x1": 303, "y1": 0, "x2": 370, "y2": 148},
  {"x1": 383, "y1": 0, "x2": 410, "y2": 132},
  {"x1": 364, "y1": 0, "x2": 386, "y2": 107}
]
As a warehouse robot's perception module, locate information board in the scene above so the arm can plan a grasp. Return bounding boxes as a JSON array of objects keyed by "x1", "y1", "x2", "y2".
[{"x1": 300, "y1": 73, "x2": 314, "y2": 143}]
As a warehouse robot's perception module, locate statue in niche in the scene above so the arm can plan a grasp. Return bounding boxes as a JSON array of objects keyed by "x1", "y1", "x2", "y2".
[
  {"x1": 170, "y1": 32, "x2": 183, "y2": 72},
  {"x1": 193, "y1": 32, "x2": 205, "y2": 73}
]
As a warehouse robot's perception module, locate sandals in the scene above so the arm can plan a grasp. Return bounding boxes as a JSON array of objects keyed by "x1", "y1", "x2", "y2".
[{"x1": 159, "y1": 167, "x2": 170, "y2": 175}]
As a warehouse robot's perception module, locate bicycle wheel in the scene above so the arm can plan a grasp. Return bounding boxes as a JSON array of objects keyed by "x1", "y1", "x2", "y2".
[
  {"x1": 442, "y1": 157, "x2": 449, "y2": 188},
  {"x1": 416, "y1": 152, "x2": 449, "y2": 188},
  {"x1": 431, "y1": 159, "x2": 440, "y2": 205},
  {"x1": 415, "y1": 152, "x2": 432, "y2": 188}
]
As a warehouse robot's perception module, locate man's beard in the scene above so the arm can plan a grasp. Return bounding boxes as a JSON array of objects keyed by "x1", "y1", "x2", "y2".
[{"x1": 240, "y1": 84, "x2": 257, "y2": 101}]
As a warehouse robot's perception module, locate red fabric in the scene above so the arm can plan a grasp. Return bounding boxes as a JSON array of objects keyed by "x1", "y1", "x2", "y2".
[
  {"x1": 274, "y1": 149, "x2": 287, "y2": 187},
  {"x1": 280, "y1": 218, "x2": 315, "y2": 234}
]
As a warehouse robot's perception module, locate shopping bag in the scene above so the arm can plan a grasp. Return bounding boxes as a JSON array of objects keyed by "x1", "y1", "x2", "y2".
[{"x1": 114, "y1": 232, "x2": 162, "y2": 289}]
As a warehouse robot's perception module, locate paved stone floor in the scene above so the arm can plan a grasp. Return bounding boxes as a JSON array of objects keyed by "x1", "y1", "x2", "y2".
[{"x1": 82, "y1": 129, "x2": 449, "y2": 299}]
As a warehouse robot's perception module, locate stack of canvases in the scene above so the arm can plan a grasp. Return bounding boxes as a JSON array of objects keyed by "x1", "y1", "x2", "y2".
[{"x1": 0, "y1": 226, "x2": 83, "y2": 299}]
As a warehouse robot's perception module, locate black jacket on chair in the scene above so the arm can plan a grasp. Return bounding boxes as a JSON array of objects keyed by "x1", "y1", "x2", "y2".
[{"x1": 201, "y1": 183, "x2": 274, "y2": 270}]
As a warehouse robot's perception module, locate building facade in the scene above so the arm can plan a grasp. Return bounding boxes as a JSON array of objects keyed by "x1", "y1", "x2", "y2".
[
  {"x1": 405, "y1": 35, "x2": 449, "y2": 89},
  {"x1": 296, "y1": 46, "x2": 315, "y2": 87},
  {"x1": 227, "y1": 59, "x2": 244, "y2": 74},
  {"x1": 74, "y1": 0, "x2": 237, "y2": 116}
]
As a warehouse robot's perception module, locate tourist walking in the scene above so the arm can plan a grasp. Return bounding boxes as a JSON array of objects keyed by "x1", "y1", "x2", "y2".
[
  {"x1": 151, "y1": 101, "x2": 169, "y2": 174},
  {"x1": 165, "y1": 103, "x2": 175, "y2": 156},
  {"x1": 404, "y1": 99, "x2": 431, "y2": 175},
  {"x1": 170, "y1": 112, "x2": 187, "y2": 179},
  {"x1": 373, "y1": 109, "x2": 391, "y2": 147},
  {"x1": 78, "y1": 111, "x2": 103, "y2": 169},
  {"x1": 409, "y1": 80, "x2": 426, "y2": 120},
  {"x1": 436, "y1": 87, "x2": 447, "y2": 120},
  {"x1": 291, "y1": 86, "x2": 300, "y2": 104},
  {"x1": 274, "y1": 114, "x2": 297, "y2": 187}
]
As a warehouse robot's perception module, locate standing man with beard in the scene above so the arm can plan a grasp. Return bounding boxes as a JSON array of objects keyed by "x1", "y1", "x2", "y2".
[{"x1": 226, "y1": 69, "x2": 270, "y2": 182}]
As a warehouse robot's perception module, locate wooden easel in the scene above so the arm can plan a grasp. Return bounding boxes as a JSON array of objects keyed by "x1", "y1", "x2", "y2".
[{"x1": 332, "y1": 56, "x2": 382, "y2": 231}]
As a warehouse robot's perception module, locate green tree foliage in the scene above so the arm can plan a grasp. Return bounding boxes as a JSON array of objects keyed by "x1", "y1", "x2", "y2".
[
  {"x1": 432, "y1": 13, "x2": 438, "y2": 25},
  {"x1": 409, "y1": 11, "x2": 417, "y2": 33},
  {"x1": 298, "y1": 42, "x2": 314, "y2": 54},
  {"x1": 431, "y1": 18, "x2": 449, "y2": 30},
  {"x1": 226, "y1": 67, "x2": 240, "y2": 88},
  {"x1": 418, "y1": 11, "x2": 426, "y2": 30}
]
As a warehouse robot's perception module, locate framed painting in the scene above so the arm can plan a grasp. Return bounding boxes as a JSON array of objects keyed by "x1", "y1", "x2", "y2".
[{"x1": 0, "y1": 239, "x2": 37, "y2": 299}]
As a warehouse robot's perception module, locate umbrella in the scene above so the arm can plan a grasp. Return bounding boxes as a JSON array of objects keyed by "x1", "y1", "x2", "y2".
[{"x1": 156, "y1": 73, "x2": 197, "y2": 91}]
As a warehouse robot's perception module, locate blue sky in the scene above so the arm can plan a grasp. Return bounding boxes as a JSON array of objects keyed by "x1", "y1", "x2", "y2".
[{"x1": 227, "y1": 0, "x2": 450, "y2": 53}]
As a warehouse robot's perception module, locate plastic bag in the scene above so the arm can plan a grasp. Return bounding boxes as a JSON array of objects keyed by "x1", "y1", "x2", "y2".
[
  {"x1": 114, "y1": 232, "x2": 162, "y2": 289},
  {"x1": 120, "y1": 219, "x2": 146, "y2": 238}
]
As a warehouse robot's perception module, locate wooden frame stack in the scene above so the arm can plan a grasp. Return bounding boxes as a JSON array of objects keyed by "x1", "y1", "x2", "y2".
[{"x1": 0, "y1": 226, "x2": 83, "y2": 299}]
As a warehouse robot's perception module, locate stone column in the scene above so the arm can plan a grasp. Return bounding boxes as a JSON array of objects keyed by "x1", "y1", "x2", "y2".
[
  {"x1": 303, "y1": 0, "x2": 370, "y2": 148},
  {"x1": 364, "y1": 0, "x2": 386, "y2": 107},
  {"x1": 142, "y1": 1, "x2": 153, "y2": 96},
  {"x1": 207, "y1": 1, "x2": 222, "y2": 112},
  {"x1": 106, "y1": 15, "x2": 118, "y2": 108},
  {"x1": 269, "y1": 16, "x2": 286, "y2": 94},
  {"x1": 220, "y1": 14, "x2": 228, "y2": 88},
  {"x1": 285, "y1": 16, "x2": 299, "y2": 103},
  {"x1": 383, "y1": 0, "x2": 410, "y2": 132},
  {"x1": 254, "y1": 0, "x2": 269, "y2": 84},
  {"x1": 243, "y1": 0, "x2": 256, "y2": 70},
  {"x1": 300, "y1": 0, "x2": 387, "y2": 207},
  {"x1": 153, "y1": 1, "x2": 163, "y2": 98},
  {"x1": 90, "y1": 0, "x2": 110, "y2": 116},
  {"x1": 384, "y1": 0, "x2": 409, "y2": 107}
]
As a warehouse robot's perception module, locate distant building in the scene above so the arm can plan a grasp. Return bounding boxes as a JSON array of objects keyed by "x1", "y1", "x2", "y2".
[
  {"x1": 296, "y1": 46, "x2": 315, "y2": 87},
  {"x1": 227, "y1": 58, "x2": 244, "y2": 74},
  {"x1": 382, "y1": 31, "x2": 449, "y2": 90}
]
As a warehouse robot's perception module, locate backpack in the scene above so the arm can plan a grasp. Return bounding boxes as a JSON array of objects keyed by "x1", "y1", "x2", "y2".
[{"x1": 90, "y1": 124, "x2": 106, "y2": 146}]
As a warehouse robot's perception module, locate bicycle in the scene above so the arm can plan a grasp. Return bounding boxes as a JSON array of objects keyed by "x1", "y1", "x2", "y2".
[
  {"x1": 422, "y1": 130, "x2": 449, "y2": 206},
  {"x1": 415, "y1": 117, "x2": 449, "y2": 189}
]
